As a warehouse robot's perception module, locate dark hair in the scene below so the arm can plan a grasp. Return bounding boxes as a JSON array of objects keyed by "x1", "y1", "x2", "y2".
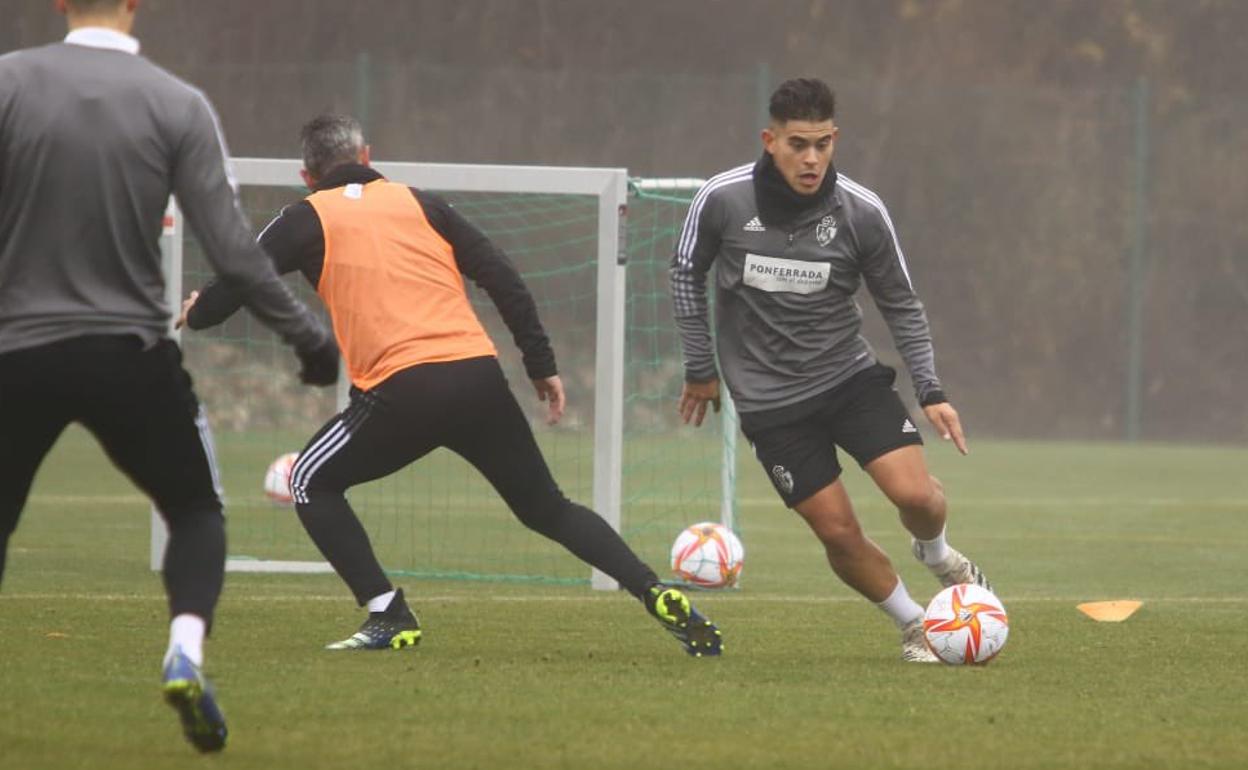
[
  {"x1": 300, "y1": 114, "x2": 365, "y2": 179},
  {"x1": 768, "y1": 78, "x2": 837, "y2": 123}
]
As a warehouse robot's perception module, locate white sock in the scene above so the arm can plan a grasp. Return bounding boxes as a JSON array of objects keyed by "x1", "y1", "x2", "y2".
[
  {"x1": 913, "y1": 527, "x2": 950, "y2": 566},
  {"x1": 875, "y1": 579, "x2": 924, "y2": 629},
  {"x1": 166, "y1": 614, "x2": 206, "y2": 668},
  {"x1": 367, "y1": 590, "x2": 397, "y2": 613}
]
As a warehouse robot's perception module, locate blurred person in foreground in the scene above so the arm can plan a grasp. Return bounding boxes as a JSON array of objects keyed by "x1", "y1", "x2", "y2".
[
  {"x1": 670, "y1": 77, "x2": 992, "y2": 663},
  {"x1": 179, "y1": 113, "x2": 723, "y2": 658},
  {"x1": 0, "y1": 0, "x2": 338, "y2": 752}
]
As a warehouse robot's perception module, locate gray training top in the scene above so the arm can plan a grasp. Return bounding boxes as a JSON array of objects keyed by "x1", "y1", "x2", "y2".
[
  {"x1": 670, "y1": 162, "x2": 943, "y2": 414},
  {"x1": 0, "y1": 28, "x2": 326, "y2": 355}
]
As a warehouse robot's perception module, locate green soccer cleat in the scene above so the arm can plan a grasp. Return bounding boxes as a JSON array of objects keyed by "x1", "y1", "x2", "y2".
[
  {"x1": 326, "y1": 588, "x2": 422, "y2": 650},
  {"x1": 161, "y1": 647, "x2": 227, "y2": 752},
  {"x1": 644, "y1": 584, "x2": 723, "y2": 657}
]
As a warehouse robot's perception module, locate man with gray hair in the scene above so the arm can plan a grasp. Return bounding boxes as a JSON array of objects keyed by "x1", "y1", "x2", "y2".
[
  {"x1": 182, "y1": 113, "x2": 724, "y2": 660},
  {"x1": 0, "y1": 0, "x2": 338, "y2": 752},
  {"x1": 299, "y1": 113, "x2": 366, "y2": 180}
]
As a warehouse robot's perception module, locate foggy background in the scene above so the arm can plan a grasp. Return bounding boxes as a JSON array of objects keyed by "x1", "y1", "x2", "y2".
[{"x1": 7, "y1": 0, "x2": 1247, "y2": 444}]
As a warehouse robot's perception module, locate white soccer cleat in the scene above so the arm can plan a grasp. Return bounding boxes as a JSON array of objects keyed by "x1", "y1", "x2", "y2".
[
  {"x1": 913, "y1": 540, "x2": 993, "y2": 593},
  {"x1": 900, "y1": 617, "x2": 940, "y2": 663}
]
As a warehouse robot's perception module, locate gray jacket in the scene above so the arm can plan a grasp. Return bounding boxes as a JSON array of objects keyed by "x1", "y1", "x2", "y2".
[
  {"x1": 670, "y1": 160, "x2": 943, "y2": 414},
  {"x1": 0, "y1": 30, "x2": 327, "y2": 355}
]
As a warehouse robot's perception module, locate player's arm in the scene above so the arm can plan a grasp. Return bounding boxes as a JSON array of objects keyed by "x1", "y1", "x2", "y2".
[
  {"x1": 415, "y1": 190, "x2": 557, "y2": 381},
  {"x1": 670, "y1": 184, "x2": 725, "y2": 427},
  {"x1": 416, "y1": 190, "x2": 564, "y2": 423},
  {"x1": 171, "y1": 90, "x2": 336, "y2": 384},
  {"x1": 858, "y1": 206, "x2": 966, "y2": 454},
  {"x1": 182, "y1": 201, "x2": 323, "y2": 330}
]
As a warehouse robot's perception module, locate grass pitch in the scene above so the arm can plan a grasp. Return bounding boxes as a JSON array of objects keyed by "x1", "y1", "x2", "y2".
[{"x1": 1, "y1": 428, "x2": 1246, "y2": 769}]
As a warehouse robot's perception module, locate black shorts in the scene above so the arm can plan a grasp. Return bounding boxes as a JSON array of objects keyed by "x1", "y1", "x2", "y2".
[{"x1": 739, "y1": 364, "x2": 923, "y2": 508}]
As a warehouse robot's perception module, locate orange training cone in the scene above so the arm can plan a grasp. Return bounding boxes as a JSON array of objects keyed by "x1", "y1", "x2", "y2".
[{"x1": 1077, "y1": 600, "x2": 1143, "y2": 622}]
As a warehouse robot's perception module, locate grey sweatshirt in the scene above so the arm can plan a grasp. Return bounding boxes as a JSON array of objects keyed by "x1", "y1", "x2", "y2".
[
  {"x1": 0, "y1": 29, "x2": 327, "y2": 355},
  {"x1": 670, "y1": 160, "x2": 943, "y2": 413}
]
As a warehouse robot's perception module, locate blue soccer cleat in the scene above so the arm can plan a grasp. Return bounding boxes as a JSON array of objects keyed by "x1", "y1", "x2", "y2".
[
  {"x1": 161, "y1": 647, "x2": 227, "y2": 753},
  {"x1": 645, "y1": 584, "x2": 723, "y2": 657}
]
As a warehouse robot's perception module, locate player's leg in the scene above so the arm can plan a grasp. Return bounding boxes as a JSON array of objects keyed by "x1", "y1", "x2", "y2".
[
  {"x1": 289, "y1": 387, "x2": 423, "y2": 605},
  {"x1": 865, "y1": 447, "x2": 991, "y2": 590},
  {"x1": 443, "y1": 357, "x2": 720, "y2": 656},
  {"x1": 745, "y1": 405, "x2": 935, "y2": 662},
  {"x1": 0, "y1": 345, "x2": 72, "y2": 586},
  {"x1": 288, "y1": 385, "x2": 432, "y2": 650},
  {"x1": 837, "y1": 364, "x2": 992, "y2": 591},
  {"x1": 71, "y1": 337, "x2": 227, "y2": 752},
  {"x1": 862, "y1": 445, "x2": 945, "y2": 538},
  {"x1": 791, "y1": 480, "x2": 901, "y2": 601}
]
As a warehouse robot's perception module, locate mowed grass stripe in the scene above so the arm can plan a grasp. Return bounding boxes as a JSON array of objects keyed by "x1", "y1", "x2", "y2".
[
  {"x1": 3, "y1": 592, "x2": 1246, "y2": 603},
  {"x1": 26, "y1": 493, "x2": 1248, "y2": 507},
  {"x1": 6, "y1": 431, "x2": 1247, "y2": 769}
]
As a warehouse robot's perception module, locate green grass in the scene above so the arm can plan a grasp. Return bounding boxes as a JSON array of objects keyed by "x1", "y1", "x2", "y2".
[{"x1": 2, "y1": 427, "x2": 1247, "y2": 769}]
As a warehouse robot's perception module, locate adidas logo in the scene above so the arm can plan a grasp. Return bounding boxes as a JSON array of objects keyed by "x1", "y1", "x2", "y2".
[
  {"x1": 743, "y1": 216, "x2": 766, "y2": 232},
  {"x1": 901, "y1": 419, "x2": 918, "y2": 434}
]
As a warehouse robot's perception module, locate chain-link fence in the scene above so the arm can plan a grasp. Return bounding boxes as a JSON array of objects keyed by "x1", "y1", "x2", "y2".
[{"x1": 8, "y1": 2, "x2": 1246, "y2": 443}]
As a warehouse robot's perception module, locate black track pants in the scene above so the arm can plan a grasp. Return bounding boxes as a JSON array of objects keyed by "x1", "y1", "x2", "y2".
[
  {"x1": 290, "y1": 356, "x2": 658, "y2": 604},
  {"x1": 0, "y1": 336, "x2": 225, "y2": 625}
]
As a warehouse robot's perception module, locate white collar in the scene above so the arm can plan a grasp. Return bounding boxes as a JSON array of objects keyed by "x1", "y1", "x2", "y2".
[{"x1": 64, "y1": 27, "x2": 140, "y2": 55}]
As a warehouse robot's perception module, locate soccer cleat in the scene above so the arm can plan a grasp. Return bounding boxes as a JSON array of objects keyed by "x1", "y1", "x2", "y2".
[
  {"x1": 325, "y1": 588, "x2": 422, "y2": 650},
  {"x1": 161, "y1": 647, "x2": 227, "y2": 753},
  {"x1": 644, "y1": 584, "x2": 723, "y2": 657},
  {"x1": 913, "y1": 540, "x2": 993, "y2": 593},
  {"x1": 900, "y1": 617, "x2": 940, "y2": 663}
]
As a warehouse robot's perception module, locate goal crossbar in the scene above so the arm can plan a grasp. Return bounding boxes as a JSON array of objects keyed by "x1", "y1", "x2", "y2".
[
  {"x1": 152, "y1": 161, "x2": 738, "y2": 589},
  {"x1": 154, "y1": 159, "x2": 627, "y2": 589}
]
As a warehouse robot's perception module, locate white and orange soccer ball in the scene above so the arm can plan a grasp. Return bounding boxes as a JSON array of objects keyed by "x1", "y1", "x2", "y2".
[
  {"x1": 669, "y1": 522, "x2": 744, "y2": 589},
  {"x1": 923, "y1": 583, "x2": 1010, "y2": 665},
  {"x1": 263, "y1": 452, "x2": 299, "y2": 506}
]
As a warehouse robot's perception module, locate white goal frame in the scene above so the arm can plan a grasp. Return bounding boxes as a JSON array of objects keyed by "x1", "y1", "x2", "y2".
[{"x1": 152, "y1": 160, "x2": 735, "y2": 590}]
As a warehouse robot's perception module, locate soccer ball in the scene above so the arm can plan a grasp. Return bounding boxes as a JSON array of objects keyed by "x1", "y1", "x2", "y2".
[
  {"x1": 670, "y1": 522, "x2": 744, "y2": 588},
  {"x1": 263, "y1": 452, "x2": 299, "y2": 506},
  {"x1": 922, "y1": 583, "x2": 1009, "y2": 665}
]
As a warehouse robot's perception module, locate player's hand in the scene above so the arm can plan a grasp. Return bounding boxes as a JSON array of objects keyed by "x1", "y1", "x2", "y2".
[
  {"x1": 175, "y1": 290, "x2": 199, "y2": 330},
  {"x1": 923, "y1": 402, "x2": 968, "y2": 455},
  {"x1": 295, "y1": 336, "x2": 339, "y2": 387},
  {"x1": 679, "y1": 379, "x2": 721, "y2": 427},
  {"x1": 533, "y1": 375, "x2": 565, "y2": 425}
]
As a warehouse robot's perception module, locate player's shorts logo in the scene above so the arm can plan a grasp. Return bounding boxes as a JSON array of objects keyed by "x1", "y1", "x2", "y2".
[
  {"x1": 816, "y1": 215, "x2": 838, "y2": 246},
  {"x1": 771, "y1": 464, "x2": 794, "y2": 494}
]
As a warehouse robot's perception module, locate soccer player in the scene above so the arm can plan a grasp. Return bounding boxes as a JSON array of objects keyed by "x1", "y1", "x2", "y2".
[
  {"x1": 0, "y1": 0, "x2": 338, "y2": 751},
  {"x1": 179, "y1": 113, "x2": 722, "y2": 658},
  {"x1": 670, "y1": 77, "x2": 992, "y2": 662}
]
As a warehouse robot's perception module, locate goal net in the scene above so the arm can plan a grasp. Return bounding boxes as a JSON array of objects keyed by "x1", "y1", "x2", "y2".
[{"x1": 153, "y1": 160, "x2": 736, "y2": 589}]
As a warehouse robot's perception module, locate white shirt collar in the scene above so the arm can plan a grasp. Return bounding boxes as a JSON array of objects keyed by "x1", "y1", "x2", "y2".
[{"x1": 64, "y1": 27, "x2": 140, "y2": 55}]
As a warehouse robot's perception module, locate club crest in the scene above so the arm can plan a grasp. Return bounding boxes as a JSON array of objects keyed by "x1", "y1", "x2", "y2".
[
  {"x1": 816, "y1": 215, "x2": 838, "y2": 247},
  {"x1": 771, "y1": 464, "x2": 794, "y2": 494}
]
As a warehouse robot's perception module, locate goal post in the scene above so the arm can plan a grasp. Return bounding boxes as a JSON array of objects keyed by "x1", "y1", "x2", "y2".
[{"x1": 153, "y1": 159, "x2": 735, "y2": 589}]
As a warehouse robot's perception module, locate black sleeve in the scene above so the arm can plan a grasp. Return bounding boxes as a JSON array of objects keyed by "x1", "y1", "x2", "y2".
[
  {"x1": 172, "y1": 92, "x2": 325, "y2": 352},
  {"x1": 186, "y1": 200, "x2": 325, "y2": 330},
  {"x1": 414, "y1": 189, "x2": 557, "y2": 380}
]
